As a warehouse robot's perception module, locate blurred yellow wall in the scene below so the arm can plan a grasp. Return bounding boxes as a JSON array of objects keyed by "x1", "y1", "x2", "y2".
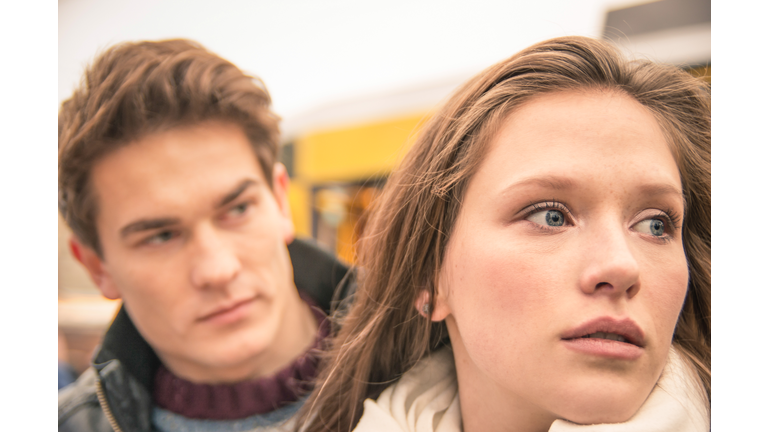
[{"x1": 289, "y1": 113, "x2": 428, "y2": 237}]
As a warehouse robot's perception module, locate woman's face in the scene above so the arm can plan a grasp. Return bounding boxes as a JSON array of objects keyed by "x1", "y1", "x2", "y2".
[{"x1": 434, "y1": 90, "x2": 689, "y2": 427}]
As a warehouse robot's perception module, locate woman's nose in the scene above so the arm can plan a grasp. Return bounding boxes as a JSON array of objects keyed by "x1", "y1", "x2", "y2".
[
  {"x1": 578, "y1": 224, "x2": 640, "y2": 298},
  {"x1": 189, "y1": 225, "x2": 241, "y2": 290}
]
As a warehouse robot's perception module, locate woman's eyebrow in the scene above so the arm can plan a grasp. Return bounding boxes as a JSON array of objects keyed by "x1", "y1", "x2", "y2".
[
  {"x1": 500, "y1": 175, "x2": 578, "y2": 195},
  {"x1": 636, "y1": 182, "x2": 687, "y2": 210},
  {"x1": 499, "y1": 176, "x2": 684, "y2": 205},
  {"x1": 636, "y1": 183, "x2": 683, "y2": 198}
]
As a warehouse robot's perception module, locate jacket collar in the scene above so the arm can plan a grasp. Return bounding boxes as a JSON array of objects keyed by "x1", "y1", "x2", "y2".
[{"x1": 94, "y1": 305, "x2": 160, "y2": 392}]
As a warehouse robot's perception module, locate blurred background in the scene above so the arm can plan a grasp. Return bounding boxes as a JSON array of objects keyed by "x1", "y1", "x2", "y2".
[{"x1": 58, "y1": 0, "x2": 710, "y2": 378}]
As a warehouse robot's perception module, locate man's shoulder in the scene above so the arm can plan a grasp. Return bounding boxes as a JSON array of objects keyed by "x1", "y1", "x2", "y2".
[
  {"x1": 59, "y1": 367, "x2": 98, "y2": 418},
  {"x1": 58, "y1": 368, "x2": 111, "y2": 432},
  {"x1": 288, "y1": 238, "x2": 352, "y2": 314}
]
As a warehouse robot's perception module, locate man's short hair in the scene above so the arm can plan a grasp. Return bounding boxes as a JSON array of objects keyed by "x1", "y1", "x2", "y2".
[{"x1": 59, "y1": 39, "x2": 280, "y2": 258}]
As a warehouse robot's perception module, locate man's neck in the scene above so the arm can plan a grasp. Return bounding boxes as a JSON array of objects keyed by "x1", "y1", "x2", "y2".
[{"x1": 250, "y1": 293, "x2": 319, "y2": 378}]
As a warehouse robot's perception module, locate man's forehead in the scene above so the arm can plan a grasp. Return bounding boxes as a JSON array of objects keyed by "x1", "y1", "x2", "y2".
[{"x1": 89, "y1": 122, "x2": 270, "y2": 234}]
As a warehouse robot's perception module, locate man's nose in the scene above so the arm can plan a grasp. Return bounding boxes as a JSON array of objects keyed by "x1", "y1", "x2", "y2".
[
  {"x1": 189, "y1": 225, "x2": 241, "y2": 290},
  {"x1": 578, "y1": 222, "x2": 641, "y2": 298}
]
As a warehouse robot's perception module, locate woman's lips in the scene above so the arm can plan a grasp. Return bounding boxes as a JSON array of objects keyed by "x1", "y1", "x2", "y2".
[
  {"x1": 198, "y1": 297, "x2": 255, "y2": 325},
  {"x1": 560, "y1": 316, "x2": 645, "y2": 360}
]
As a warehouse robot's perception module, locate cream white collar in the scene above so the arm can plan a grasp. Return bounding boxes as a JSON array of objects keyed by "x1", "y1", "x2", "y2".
[{"x1": 353, "y1": 346, "x2": 708, "y2": 432}]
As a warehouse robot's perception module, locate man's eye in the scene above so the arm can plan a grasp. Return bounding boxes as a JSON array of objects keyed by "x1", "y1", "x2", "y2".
[
  {"x1": 527, "y1": 209, "x2": 566, "y2": 227},
  {"x1": 227, "y1": 202, "x2": 250, "y2": 217},
  {"x1": 146, "y1": 230, "x2": 176, "y2": 245},
  {"x1": 634, "y1": 218, "x2": 666, "y2": 236}
]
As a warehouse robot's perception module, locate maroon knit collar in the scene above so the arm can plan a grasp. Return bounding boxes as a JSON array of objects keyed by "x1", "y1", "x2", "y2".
[{"x1": 152, "y1": 301, "x2": 329, "y2": 420}]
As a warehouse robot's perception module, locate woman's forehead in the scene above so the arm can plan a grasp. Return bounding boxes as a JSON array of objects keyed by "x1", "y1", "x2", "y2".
[{"x1": 466, "y1": 90, "x2": 682, "y2": 202}]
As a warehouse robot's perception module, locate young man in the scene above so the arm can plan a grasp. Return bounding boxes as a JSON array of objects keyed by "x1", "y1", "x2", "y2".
[{"x1": 57, "y1": 39, "x2": 350, "y2": 432}]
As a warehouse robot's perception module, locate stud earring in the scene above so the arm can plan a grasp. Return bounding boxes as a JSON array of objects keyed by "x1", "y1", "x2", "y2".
[{"x1": 422, "y1": 303, "x2": 431, "y2": 315}]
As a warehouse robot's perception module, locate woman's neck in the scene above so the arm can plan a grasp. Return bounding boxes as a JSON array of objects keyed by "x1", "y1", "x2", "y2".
[{"x1": 447, "y1": 318, "x2": 556, "y2": 432}]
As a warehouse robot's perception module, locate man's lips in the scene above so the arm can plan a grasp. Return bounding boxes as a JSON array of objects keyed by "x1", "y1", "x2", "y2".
[
  {"x1": 561, "y1": 316, "x2": 645, "y2": 347},
  {"x1": 197, "y1": 297, "x2": 256, "y2": 322}
]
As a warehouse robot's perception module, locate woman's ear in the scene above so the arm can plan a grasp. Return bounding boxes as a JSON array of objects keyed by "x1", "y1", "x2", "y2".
[{"x1": 415, "y1": 287, "x2": 450, "y2": 322}]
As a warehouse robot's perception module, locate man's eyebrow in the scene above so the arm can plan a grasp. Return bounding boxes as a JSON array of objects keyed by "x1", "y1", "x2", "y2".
[
  {"x1": 120, "y1": 218, "x2": 180, "y2": 239},
  {"x1": 118, "y1": 180, "x2": 259, "y2": 239},
  {"x1": 218, "y1": 179, "x2": 258, "y2": 208}
]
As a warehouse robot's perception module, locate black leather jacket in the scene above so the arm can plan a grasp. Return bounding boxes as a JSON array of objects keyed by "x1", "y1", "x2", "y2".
[{"x1": 58, "y1": 238, "x2": 353, "y2": 432}]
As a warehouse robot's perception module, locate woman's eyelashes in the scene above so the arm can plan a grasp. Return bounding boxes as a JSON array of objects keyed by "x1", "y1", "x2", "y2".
[
  {"x1": 521, "y1": 202, "x2": 682, "y2": 240},
  {"x1": 634, "y1": 218, "x2": 666, "y2": 237},
  {"x1": 523, "y1": 201, "x2": 573, "y2": 230},
  {"x1": 631, "y1": 209, "x2": 681, "y2": 242}
]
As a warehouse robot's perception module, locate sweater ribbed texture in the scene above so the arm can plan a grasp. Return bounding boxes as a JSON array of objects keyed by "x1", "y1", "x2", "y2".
[{"x1": 153, "y1": 302, "x2": 329, "y2": 420}]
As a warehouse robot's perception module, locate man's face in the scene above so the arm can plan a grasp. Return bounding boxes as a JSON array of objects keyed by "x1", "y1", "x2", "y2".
[{"x1": 81, "y1": 121, "x2": 305, "y2": 383}]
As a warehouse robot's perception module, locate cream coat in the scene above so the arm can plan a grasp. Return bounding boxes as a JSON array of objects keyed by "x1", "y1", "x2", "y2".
[{"x1": 353, "y1": 346, "x2": 708, "y2": 432}]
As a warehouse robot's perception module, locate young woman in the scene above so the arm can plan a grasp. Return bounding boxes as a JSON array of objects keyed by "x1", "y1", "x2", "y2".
[{"x1": 300, "y1": 36, "x2": 710, "y2": 432}]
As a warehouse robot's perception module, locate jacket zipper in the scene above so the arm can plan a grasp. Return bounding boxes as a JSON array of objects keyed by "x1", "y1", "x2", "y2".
[{"x1": 95, "y1": 374, "x2": 124, "y2": 432}]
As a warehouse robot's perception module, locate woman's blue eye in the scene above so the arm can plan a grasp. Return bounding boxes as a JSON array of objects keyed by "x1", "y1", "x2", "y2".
[
  {"x1": 545, "y1": 210, "x2": 565, "y2": 226},
  {"x1": 635, "y1": 218, "x2": 666, "y2": 236},
  {"x1": 527, "y1": 209, "x2": 566, "y2": 227},
  {"x1": 650, "y1": 219, "x2": 664, "y2": 236}
]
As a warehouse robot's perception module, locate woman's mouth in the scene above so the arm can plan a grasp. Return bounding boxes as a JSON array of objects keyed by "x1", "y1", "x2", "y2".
[
  {"x1": 578, "y1": 332, "x2": 628, "y2": 343},
  {"x1": 561, "y1": 317, "x2": 645, "y2": 360}
]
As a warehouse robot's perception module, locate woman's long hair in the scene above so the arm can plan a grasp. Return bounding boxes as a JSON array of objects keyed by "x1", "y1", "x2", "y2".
[{"x1": 300, "y1": 36, "x2": 710, "y2": 432}]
